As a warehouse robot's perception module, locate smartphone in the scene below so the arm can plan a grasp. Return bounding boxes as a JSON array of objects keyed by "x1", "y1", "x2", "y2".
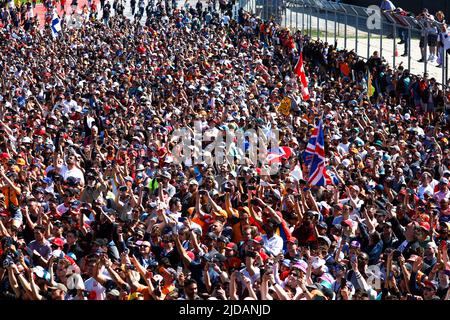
[
  {"x1": 392, "y1": 250, "x2": 402, "y2": 260},
  {"x1": 340, "y1": 277, "x2": 347, "y2": 289}
]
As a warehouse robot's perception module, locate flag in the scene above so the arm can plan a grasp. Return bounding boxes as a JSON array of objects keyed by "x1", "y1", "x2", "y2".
[
  {"x1": 294, "y1": 52, "x2": 310, "y2": 101},
  {"x1": 51, "y1": 13, "x2": 62, "y2": 38},
  {"x1": 302, "y1": 121, "x2": 321, "y2": 167},
  {"x1": 367, "y1": 70, "x2": 375, "y2": 97},
  {"x1": 267, "y1": 146, "x2": 293, "y2": 164},
  {"x1": 290, "y1": 164, "x2": 303, "y2": 181},
  {"x1": 306, "y1": 120, "x2": 326, "y2": 186},
  {"x1": 324, "y1": 167, "x2": 339, "y2": 185}
]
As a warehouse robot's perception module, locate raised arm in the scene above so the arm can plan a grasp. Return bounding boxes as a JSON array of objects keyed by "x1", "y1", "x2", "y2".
[{"x1": 229, "y1": 271, "x2": 239, "y2": 300}]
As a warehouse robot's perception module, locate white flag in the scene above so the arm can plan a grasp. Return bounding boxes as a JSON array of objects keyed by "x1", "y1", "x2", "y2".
[{"x1": 51, "y1": 13, "x2": 62, "y2": 38}]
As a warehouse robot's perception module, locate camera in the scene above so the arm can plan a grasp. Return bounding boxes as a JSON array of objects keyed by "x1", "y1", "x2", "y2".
[
  {"x1": 246, "y1": 250, "x2": 257, "y2": 258},
  {"x1": 2, "y1": 255, "x2": 14, "y2": 268},
  {"x1": 392, "y1": 250, "x2": 402, "y2": 261}
]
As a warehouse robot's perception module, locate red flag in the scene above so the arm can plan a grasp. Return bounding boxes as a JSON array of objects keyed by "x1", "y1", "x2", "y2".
[{"x1": 294, "y1": 52, "x2": 310, "y2": 101}]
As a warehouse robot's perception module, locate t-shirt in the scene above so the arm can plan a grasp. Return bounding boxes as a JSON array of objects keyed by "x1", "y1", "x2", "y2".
[
  {"x1": 28, "y1": 240, "x2": 52, "y2": 259},
  {"x1": 84, "y1": 277, "x2": 106, "y2": 300},
  {"x1": 61, "y1": 165, "x2": 85, "y2": 185},
  {"x1": 1, "y1": 185, "x2": 20, "y2": 209},
  {"x1": 261, "y1": 234, "x2": 283, "y2": 256},
  {"x1": 56, "y1": 203, "x2": 70, "y2": 215}
]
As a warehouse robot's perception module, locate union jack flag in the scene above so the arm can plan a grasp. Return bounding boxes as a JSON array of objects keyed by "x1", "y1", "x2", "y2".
[
  {"x1": 267, "y1": 146, "x2": 293, "y2": 164},
  {"x1": 306, "y1": 120, "x2": 327, "y2": 186},
  {"x1": 303, "y1": 120, "x2": 322, "y2": 167},
  {"x1": 324, "y1": 167, "x2": 340, "y2": 185}
]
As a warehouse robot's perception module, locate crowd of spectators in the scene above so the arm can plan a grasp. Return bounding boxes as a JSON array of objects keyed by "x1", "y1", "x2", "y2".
[{"x1": 0, "y1": 0, "x2": 449, "y2": 301}]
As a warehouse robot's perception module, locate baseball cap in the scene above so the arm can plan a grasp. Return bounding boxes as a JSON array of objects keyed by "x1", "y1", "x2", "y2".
[
  {"x1": 251, "y1": 236, "x2": 264, "y2": 245},
  {"x1": 419, "y1": 222, "x2": 431, "y2": 232},
  {"x1": 160, "y1": 171, "x2": 171, "y2": 179},
  {"x1": 291, "y1": 260, "x2": 308, "y2": 273},
  {"x1": 189, "y1": 179, "x2": 199, "y2": 186},
  {"x1": 107, "y1": 289, "x2": 120, "y2": 297},
  {"x1": 342, "y1": 219, "x2": 353, "y2": 228},
  {"x1": 33, "y1": 266, "x2": 51, "y2": 281},
  {"x1": 0, "y1": 152, "x2": 10, "y2": 159},
  {"x1": 51, "y1": 238, "x2": 65, "y2": 248},
  {"x1": 317, "y1": 221, "x2": 328, "y2": 229},
  {"x1": 225, "y1": 242, "x2": 238, "y2": 251},
  {"x1": 311, "y1": 257, "x2": 325, "y2": 269},
  {"x1": 282, "y1": 259, "x2": 291, "y2": 267},
  {"x1": 48, "y1": 283, "x2": 68, "y2": 293},
  {"x1": 186, "y1": 251, "x2": 196, "y2": 261},
  {"x1": 206, "y1": 232, "x2": 218, "y2": 241},
  {"x1": 317, "y1": 236, "x2": 331, "y2": 247},
  {"x1": 424, "y1": 280, "x2": 438, "y2": 290},
  {"x1": 350, "y1": 240, "x2": 361, "y2": 248}
]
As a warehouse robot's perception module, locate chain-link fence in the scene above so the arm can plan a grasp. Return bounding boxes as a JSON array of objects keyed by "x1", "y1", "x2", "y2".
[{"x1": 239, "y1": 0, "x2": 449, "y2": 88}]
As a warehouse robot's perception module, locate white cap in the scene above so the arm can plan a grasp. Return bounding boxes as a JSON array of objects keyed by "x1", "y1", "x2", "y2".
[
  {"x1": 341, "y1": 159, "x2": 351, "y2": 168},
  {"x1": 311, "y1": 257, "x2": 326, "y2": 269}
]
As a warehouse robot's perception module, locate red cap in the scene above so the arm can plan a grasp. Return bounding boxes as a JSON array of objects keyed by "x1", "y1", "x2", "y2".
[
  {"x1": 251, "y1": 236, "x2": 264, "y2": 244},
  {"x1": 35, "y1": 128, "x2": 46, "y2": 136},
  {"x1": 158, "y1": 147, "x2": 167, "y2": 157},
  {"x1": 52, "y1": 238, "x2": 65, "y2": 248},
  {"x1": 225, "y1": 242, "x2": 238, "y2": 250},
  {"x1": 342, "y1": 219, "x2": 353, "y2": 228},
  {"x1": 419, "y1": 222, "x2": 430, "y2": 232},
  {"x1": 0, "y1": 152, "x2": 10, "y2": 159},
  {"x1": 186, "y1": 251, "x2": 195, "y2": 260},
  {"x1": 287, "y1": 238, "x2": 298, "y2": 245}
]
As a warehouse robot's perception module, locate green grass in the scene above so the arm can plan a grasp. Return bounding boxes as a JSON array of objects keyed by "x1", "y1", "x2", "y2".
[{"x1": 16, "y1": 0, "x2": 44, "y2": 4}]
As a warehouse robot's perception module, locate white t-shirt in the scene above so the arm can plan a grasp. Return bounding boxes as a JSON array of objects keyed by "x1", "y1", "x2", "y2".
[
  {"x1": 418, "y1": 184, "x2": 434, "y2": 199},
  {"x1": 338, "y1": 142, "x2": 350, "y2": 154},
  {"x1": 62, "y1": 99, "x2": 78, "y2": 115},
  {"x1": 61, "y1": 165, "x2": 85, "y2": 185},
  {"x1": 261, "y1": 234, "x2": 283, "y2": 256},
  {"x1": 84, "y1": 277, "x2": 106, "y2": 300}
]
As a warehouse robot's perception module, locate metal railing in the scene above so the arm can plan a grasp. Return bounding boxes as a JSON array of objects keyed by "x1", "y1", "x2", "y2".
[{"x1": 239, "y1": 0, "x2": 449, "y2": 88}]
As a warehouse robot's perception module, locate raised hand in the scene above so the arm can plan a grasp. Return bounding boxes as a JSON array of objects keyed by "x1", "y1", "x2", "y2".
[{"x1": 412, "y1": 256, "x2": 423, "y2": 273}]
